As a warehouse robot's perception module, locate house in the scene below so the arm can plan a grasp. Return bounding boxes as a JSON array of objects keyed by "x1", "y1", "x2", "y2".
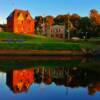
[
  {"x1": 0, "y1": 25, "x2": 3, "y2": 32},
  {"x1": 7, "y1": 9, "x2": 35, "y2": 34},
  {"x1": 35, "y1": 16, "x2": 54, "y2": 35},
  {"x1": 0, "y1": 24, "x2": 8, "y2": 32},
  {"x1": 47, "y1": 25, "x2": 66, "y2": 39},
  {"x1": 6, "y1": 68, "x2": 34, "y2": 93}
]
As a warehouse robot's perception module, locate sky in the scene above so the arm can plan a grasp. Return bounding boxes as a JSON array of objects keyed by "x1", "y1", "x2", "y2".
[{"x1": 0, "y1": 0, "x2": 100, "y2": 24}]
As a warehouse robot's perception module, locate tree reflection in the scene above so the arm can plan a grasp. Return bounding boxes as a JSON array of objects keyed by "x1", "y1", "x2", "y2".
[
  {"x1": 5, "y1": 66, "x2": 100, "y2": 95},
  {"x1": 34, "y1": 66, "x2": 100, "y2": 95}
]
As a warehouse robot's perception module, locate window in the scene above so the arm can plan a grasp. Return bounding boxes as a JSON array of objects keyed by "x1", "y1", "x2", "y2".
[
  {"x1": 51, "y1": 29, "x2": 53, "y2": 33},
  {"x1": 51, "y1": 34, "x2": 54, "y2": 37},
  {"x1": 17, "y1": 12, "x2": 20, "y2": 17},
  {"x1": 26, "y1": 14, "x2": 28, "y2": 17},
  {"x1": 59, "y1": 28, "x2": 61, "y2": 32},
  {"x1": 22, "y1": 21, "x2": 23, "y2": 24},
  {"x1": 60, "y1": 34, "x2": 63, "y2": 38}
]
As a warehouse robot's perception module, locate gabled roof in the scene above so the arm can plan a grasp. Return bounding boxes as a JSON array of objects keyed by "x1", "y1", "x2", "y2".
[
  {"x1": 7, "y1": 9, "x2": 33, "y2": 20},
  {"x1": 7, "y1": 10, "x2": 15, "y2": 20}
]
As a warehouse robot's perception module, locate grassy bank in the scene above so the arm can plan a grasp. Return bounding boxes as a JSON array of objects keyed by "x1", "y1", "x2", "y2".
[{"x1": 0, "y1": 32, "x2": 99, "y2": 50}]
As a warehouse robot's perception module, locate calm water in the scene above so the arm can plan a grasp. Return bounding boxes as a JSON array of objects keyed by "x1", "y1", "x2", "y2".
[{"x1": 0, "y1": 56, "x2": 100, "y2": 100}]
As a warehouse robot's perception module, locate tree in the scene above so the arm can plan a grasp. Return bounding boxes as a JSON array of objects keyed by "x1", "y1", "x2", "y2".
[
  {"x1": 64, "y1": 14, "x2": 75, "y2": 39},
  {"x1": 54, "y1": 14, "x2": 78, "y2": 38},
  {"x1": 45, "y1": 16, "x2": 54, "y2": 34},
  {"x1": 90, "y1": 9, "x2": 100, "y2": 36},
  {"x1": 45, "y1": 16, "x2": 54, "y2": 26},
  {"x1": 70, "y1": 14, "x2": 81, "y2": 37},
  {"x1": 35, "y1": 16, "x2": 43, "y2": 34},
  {"x1": 79, "y1": 17, "x2": 91, "y2": 38},
  {"x1": 54, "y1": 15, "x2": 65, "y2": 25},
  {"x1": 70, "y1": 14, "x2": 80, "y2": 28}
]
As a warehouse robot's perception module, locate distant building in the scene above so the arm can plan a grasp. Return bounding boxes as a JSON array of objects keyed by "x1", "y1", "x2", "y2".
[
  {"x1": 7, "y1": 9, "x2": 35, "y2": 34},
  {"x1": 35, "y1": 16, "x2": 54, "y2": 35},
  {"x1": 0, "y1": 24, "x2": 7, "y2": 32},
  {"x1": 6, "y1": 68, "x2": 34, "y2": 93},
  {"x1": 0, "y1": 25, "x2": 3, "y2": 32},
  {"x1": 47, "y1": 25, "x2": 66, "y2": 39}
]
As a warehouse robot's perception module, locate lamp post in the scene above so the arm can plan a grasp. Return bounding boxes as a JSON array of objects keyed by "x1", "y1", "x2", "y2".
[{"x1": 67, "y1": 14, "x2": 70, "y2": 40}]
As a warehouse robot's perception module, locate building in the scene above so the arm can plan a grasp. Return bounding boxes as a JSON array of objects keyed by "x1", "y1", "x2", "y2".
[
  {"x1": 47, "y1": 25, "x2": 66, "y2": 39},
  {"x1": 35, "y1": 16, "x2": 54, "y2": 35},
  {"x1": 0, "y1": 25, "x2": 3, "y2": 32},
  {"x1": 7, "y1": 9, "x2": 35, "y2": 34},
  {"x1": 0, "y1": 24, "x2": 8, "y2": 32},
  {"x1": 6, "y1": 68, "x2": 34, "y2": 93}
]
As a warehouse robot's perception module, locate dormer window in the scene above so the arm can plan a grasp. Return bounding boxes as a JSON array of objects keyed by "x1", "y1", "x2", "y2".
[
  {"x1": 17, "y1": 12, "x2": 20, "y2": 17},
  {"x1": 26, "y1": 14, "x2": 31, "y2": 20},
  {"x1": 26, "y1": 14, "x2": 28, "y2": 18},
  {"x1": 22, "y1": 21, "x2": 23, "y2": 24}
]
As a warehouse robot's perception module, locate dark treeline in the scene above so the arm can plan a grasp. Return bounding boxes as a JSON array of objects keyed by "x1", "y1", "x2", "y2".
[{"x1": 35, "y1": 9, "x2": 100, "y2": 38}]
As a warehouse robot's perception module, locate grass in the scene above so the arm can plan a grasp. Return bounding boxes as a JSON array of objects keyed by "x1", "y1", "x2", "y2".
[
  {"x1": 0, "y1": 32, "x2": 61, "y2": 42},
  {"x1": 0, "y1": 32, "x2": 99, "y2": 50},
  {"x1": 0, "y1": 42, "x2": 81, "y2": 50},
  {"x1": 0, "y1": 32, "x2": 33, "y2": 40}
]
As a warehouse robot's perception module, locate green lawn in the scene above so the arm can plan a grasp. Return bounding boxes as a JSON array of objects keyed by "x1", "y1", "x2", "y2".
[
  {"x1": 0, "y1": 32, "x2": 98, "y2": 50},
  {"x1": 0, "y1": 32, "x2": 61, "y2": 42}
]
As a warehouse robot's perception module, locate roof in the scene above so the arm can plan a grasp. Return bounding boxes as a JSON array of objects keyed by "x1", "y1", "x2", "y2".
[{"x1": 7, "y1": 9, "x2": 33, "y2": 20}]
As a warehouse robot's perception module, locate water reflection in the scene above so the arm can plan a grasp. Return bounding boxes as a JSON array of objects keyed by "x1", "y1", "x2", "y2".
[
  {"x1": 6, "y1": 68, "x2": 34, "y2": 93},
  {"x1": 34, "y1": 66, "x2": 100, "y2": 96},
  {"x1": 5, "y1": 65, "x2": 100, "y2": 95},
  {"x1": 0, "y1": 56, "x2": 100, "y2": 100}
]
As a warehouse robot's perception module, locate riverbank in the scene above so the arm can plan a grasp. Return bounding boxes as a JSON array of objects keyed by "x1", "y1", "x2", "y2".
[
  {"x1": 0, "y1": 48, "x2": 99, "y2": 56},
  {"x1": 0, "y1": 49, "x2": 87, "y2": 56},
  {"x1": 0, "y1": 32, "x2": 99, "y2": 56},
  {"x1": 0, "y1": 55, "x2": 99, "y2": 72}
]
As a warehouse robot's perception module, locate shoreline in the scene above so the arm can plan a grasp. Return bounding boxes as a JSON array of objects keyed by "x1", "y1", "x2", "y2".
[
  {"x1": 0, "y1": 49, "x2": 99, "y2": 57},
  {"x1": 0, "y1": 50, "x2": 84, "y2": 56},
  {"x1": 0, "y1": 55, "x2": 84, "y2": 61}
]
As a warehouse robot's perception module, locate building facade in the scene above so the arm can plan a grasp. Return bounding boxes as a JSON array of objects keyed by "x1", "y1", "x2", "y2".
[
  {"x1": 47, "y1": 25, "x2": 66, "y2": 39},
  {"x1": 7, "y1": 68, "x2": 34, "y2": 93},
  {"x1": 7, "y1": 9, "x2": 35, "y2": 34}
]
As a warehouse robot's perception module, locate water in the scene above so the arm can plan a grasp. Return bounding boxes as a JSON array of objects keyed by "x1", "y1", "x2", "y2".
[{"x1": 0, "y1": 56, "x2": 100, "y2": 100}]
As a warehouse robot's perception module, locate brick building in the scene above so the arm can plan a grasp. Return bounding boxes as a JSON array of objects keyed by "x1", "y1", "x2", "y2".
[
  {"x1": 6, "y1": 68, "x2": 34, "y2": 93},
  {"x1": 7, "y1": 9, "x2": 35, "y2": 34}
]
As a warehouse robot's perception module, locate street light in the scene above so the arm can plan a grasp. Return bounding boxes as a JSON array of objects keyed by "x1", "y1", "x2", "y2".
[{"x1": 67, "y1": 13, "x2": 70, "y2": 40}]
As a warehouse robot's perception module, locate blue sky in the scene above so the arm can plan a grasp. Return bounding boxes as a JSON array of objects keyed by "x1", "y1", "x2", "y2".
[{"x1": 0, "y1": 0, "x2": 100, "y2": 24}]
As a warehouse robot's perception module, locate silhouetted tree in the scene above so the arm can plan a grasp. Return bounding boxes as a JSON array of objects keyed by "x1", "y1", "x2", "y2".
[{"x1": 79, "y1": 17, "x2": 91, "y2": 38}]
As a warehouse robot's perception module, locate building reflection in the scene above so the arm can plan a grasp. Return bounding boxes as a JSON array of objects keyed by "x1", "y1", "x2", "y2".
[
  {"x1": 6, "y1": 66, "x2": 100, "y2": 95},
  {"x1": 34, "y1": 66, "x2": 100, "y2": 95},
  {"x1": 6, "y1": 68, "x2": 34, "y2": 93},
  {"x1": 88, "y1": 82, "x2": 100, "y2": 95}
]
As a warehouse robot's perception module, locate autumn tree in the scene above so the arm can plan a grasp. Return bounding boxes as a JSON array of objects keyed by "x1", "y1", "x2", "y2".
[
  {"x1": 45, "y1": 16, "x2": 54, "y2": 26},
  {"x1": 70, "y1": 14, "x2": 81, "y2": 37},
  {"x1": 34, "y1": 9, "x2": 100, "y2": 38},
  {"x1": 45, "y1": 16, "x2": 54, "y2": 35},
  {"x1": 35, "y1": 16, "x2": 43, "y2": 34},
  {"x1": 54, "y1": 15, "x2": 67, "y2": 25},
  {"x1": 90, "y1": 9, "x2": 100, "y2": 36}
]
